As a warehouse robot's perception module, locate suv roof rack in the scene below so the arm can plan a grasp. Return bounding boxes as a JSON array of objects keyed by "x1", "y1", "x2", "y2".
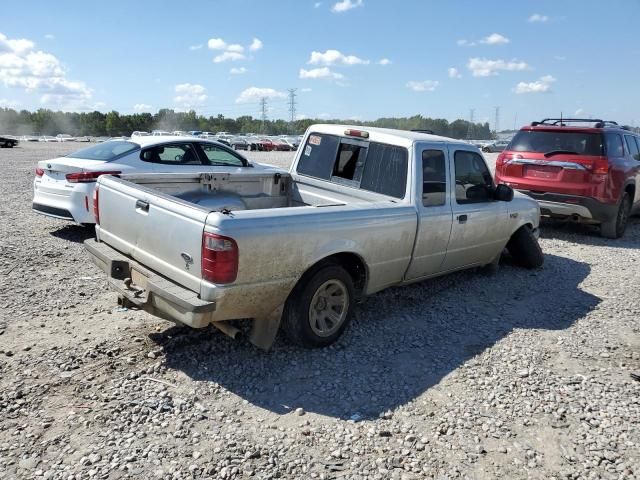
[{"x1": 530, "y1": 118, "x2": 622, "y2": 129}]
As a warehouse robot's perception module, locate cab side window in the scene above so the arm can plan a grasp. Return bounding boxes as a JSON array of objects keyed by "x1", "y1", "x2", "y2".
[
  {"x1": 141, "y1": 143, "x2": 200, "y2": 164},
  {"x1": 454, "y1": 150, "x2": 494, "y2": 204},
  {"x1": 422, "y1": 149, "x2": 447, "y2": 207}
]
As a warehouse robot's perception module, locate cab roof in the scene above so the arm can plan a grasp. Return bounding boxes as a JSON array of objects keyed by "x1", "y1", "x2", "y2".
[{"x1": 308, "y1": 124, "x2": 469, "y2": 148}]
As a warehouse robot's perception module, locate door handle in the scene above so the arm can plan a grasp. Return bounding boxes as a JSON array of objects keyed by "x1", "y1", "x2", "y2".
[
  {"x1": 457, "y1": 214, "x2": 468, "y2": 224},
  {"x1": 135, "y1": 200, "x2": 149, "y2": 212}
]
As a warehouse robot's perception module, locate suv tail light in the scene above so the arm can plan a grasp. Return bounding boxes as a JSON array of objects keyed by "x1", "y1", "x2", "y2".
[
  {"x1": 202, "y1": 232, "x2": 238, "y2": 284},
  {"x1": 35, "y1": 167, "x2": 45, "y2": 177},
  {"x1": 93, "y1": 187, "x2": 100, "y2": 225},
  {"x1": 66, "y1": 170, "x2": 121, "y2": 183},
  {"x1": 591, "y1": 156, "x2": 609, "y2": 175}
]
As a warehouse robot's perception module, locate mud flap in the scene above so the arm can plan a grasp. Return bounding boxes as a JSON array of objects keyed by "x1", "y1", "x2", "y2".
[{"x1": 248, "y1": 305, "x2": 284, "y2": 351}]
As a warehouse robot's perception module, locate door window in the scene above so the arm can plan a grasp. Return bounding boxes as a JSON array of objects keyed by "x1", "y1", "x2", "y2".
[
  {"x1": 422, "y1": 149, "x2": 447, "y2": 207},
  {"x1": 454, "y1": 150, "x2": 494, "y2": 204},
  {"x1": 624, "y1": 135, "x2": 640, "y2": 161},
  {"x1": 141, "y1": 143, "x2": 200, "y2": 165},
  {"x1": 198, "y1": 143, "x2": 246, "y2": 166}
]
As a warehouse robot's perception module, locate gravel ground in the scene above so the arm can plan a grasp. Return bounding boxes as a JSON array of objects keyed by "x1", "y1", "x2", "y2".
[{"x1": 0, "y1": 142, "x2": 639, "y2": 480}]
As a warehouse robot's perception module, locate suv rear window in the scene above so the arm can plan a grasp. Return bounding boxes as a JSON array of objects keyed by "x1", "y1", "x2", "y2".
[
  {"x1": 508, "y1": 130, "x2": 604, "y2": 156},
  {"x1": 297, "y1": 133, "x2": 408, "y2": 198},
  {"x1": 66, "y1": 141, "x2": 139, "y2": 161}
]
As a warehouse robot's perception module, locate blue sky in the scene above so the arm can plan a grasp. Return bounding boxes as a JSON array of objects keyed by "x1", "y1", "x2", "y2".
[{"x1": 1, "y1": 0, "x2": 639, "y2": 129}]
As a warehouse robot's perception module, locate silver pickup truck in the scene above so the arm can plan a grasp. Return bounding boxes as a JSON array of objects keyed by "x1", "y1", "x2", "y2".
[{"x1": 85, "y1": 125, "x2": 543, "y2": 349}]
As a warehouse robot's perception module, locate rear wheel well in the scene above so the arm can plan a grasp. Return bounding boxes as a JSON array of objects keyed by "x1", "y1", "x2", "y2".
[
  {"x1": 300, "y1": 253, "x2": 367, "y2": 297},
  {"x1": 625, "y1": 184, "x2": 635, "y2": 202}
]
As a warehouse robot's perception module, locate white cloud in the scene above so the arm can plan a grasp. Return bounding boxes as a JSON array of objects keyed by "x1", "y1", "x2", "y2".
[
  {"x1": 377, "y1": 58, "x2": 391, "y2": 65},
  {"x1": 189, "y1": 44, "x2": 203, "y2": 51},
  {"x1": 331, "y1": 0, "x2": 363, "y2": 13},
  {"x1": 249, "y1": 38, "x2": 263, "y2": 52},
  {"x1": 207, "y1": 38, "x2": 227, "y2": 50},
  {"x1": 299, "y1": 67, "x2": 344, "y2": 80},
  {"x1": 406, "y1": 80, "x2": 439, "y2": 92},
  {"x1": 528, "y1": 13, "x2": 549, "y2": 23},
  {"x1": 514, "y1": 75, "x2": 556, "y2": 94},
  {"x1": 467, "y1": 57, "x2": 530, "y2": 77},
  {"x1": 0, "y1": 32, "x2": 94, "y2": 110},
  {"x1": 314, "y1": 2, "x2": 322, "y2": 7},
  {"x1": 133, "y1": 103, "x2": 153, "y2": 112},
  {"x1": 575, "y1": 108, "x2": 584, "y2": 115},
  {"x1": 480, "y1": 33, "x2": 510, "y2": 45},
  {"x1": 227, "y1": 44, "x2": 244, "y2": 53},
  {"x1": 236, "y1": 87, "x2": 287, "y2": 103},
  {"x1": 448, "y1": 67, "x2": 462, "y2": 79},
  {"x1": 308, "y1": 49, "x2": 369, "y2": 66},
  {"x1": 457, "y1": 39, "x2": 476, "y2": 47},
  {"x1": 213, "y1": 51, "x2": 246, "y2": 63},
  {"x1": 301, "y1": 87, "x2": 312, "y2": 92},
  {"x1": 173, "y1": 83, "x2": 208, "y2": 108},
  {"x1": 44, "y1": 34, "x2": 55, "y2": 40},
  {"x1": 230, "y1": 67, "x2": 247, "y2": 75}
]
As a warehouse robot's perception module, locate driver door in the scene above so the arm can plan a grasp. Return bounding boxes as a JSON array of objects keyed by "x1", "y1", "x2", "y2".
[{"x1": 441, "y1": 147, "x2": 509, "y2": 271}]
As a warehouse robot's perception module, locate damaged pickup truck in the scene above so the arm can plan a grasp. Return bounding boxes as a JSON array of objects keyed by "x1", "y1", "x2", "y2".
[{"x1": 85, "y1": 125, "x2": 543, "y2": 349}]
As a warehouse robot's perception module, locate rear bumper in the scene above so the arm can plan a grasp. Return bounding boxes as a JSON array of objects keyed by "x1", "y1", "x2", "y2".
[
  {"x1": 85, "y1": 239, "x2": 216, "y2": 328},
  {"x1": 32, "y1": 180, "x2": 96, "y2": 224},
  {"x1": 519, "y1": 190, "x2": 617, "y2": 223}
]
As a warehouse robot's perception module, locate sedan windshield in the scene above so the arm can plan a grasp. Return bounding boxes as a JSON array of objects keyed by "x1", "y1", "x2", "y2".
[{"x1": 66, "y1": 141, "x2": 140, "y2": 161}]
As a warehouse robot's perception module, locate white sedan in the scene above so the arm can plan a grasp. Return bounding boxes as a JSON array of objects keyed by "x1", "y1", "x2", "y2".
[{"x1": 33, "y1": 136, "x2": 278, "y2": 224}]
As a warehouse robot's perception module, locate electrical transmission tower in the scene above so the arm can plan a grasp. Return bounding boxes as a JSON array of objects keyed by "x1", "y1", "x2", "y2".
[
  {"x1": 287, "y1": 88, "x2": 297, "y2": 133},
  {"x1": 494, "y1": 106, "x2": 500, "y2": 136},
  {"x1": 260, "y1": 97, "x2": 268, "y2": 134},
  {"x1": 466, "y1": 109, "x2": 475, "y2": 139}
]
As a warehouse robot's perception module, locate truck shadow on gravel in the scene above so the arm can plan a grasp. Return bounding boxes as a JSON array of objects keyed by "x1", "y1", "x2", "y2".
[
  {"x1": 152, "y1": 253, "x2": 600, "y2": 420},
  {"x1": 49, "y1": 224, "x2": 96, "y2": 243}
]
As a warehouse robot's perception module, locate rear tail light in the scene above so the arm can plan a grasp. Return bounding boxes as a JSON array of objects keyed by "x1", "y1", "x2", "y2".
[
  {"x1": 202, "y1": 232, "x2": 238, "y2": 284},
  {"x1": 35, "y1": 167, "x2": 44, "y2": 177},
  {"x1": 496, "y1": 153, "x2": 507, "y2": 168},
  {"x1": 591, "y1": 157, "x2": 609, "y2": 175},
  {"x1": 65, "y1": 170, "x2": 121, "y2": 183},
  {"x1": 93, "y1": 187, "x2": 100, "y2": 225}
]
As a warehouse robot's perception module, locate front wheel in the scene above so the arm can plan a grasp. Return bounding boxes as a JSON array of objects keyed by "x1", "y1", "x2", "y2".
[
  {"x1": 282, "y1": 265, "x2": 355, "y2": 348},
  {"x1": 601, "y1": 193, "x2": 631, "y2": 239},
  {"x1": 506, "y1": 226, "x2": 544, "y2": 269}
]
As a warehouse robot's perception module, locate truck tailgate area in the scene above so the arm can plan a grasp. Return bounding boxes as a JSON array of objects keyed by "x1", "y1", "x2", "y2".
[{"x1": 96, "y1": 177, "x2": 209, "y2": 294}]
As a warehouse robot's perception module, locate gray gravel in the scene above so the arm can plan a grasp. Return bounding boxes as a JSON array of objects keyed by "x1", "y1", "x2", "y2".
[{"x1": 0, "y1": 142, "x2": 639, "y2": 479}]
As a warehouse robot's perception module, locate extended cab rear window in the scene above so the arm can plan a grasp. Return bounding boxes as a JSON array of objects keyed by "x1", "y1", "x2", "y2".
[
  {"x1": 296, "y1": 133, "x2": 408, "y2": 199},
  {"x1": 508, "y1": 130, "x2": 604, "y2": 156},
  {"x1": 66, "y1": 141, "x2": 140, "y2": 161}
]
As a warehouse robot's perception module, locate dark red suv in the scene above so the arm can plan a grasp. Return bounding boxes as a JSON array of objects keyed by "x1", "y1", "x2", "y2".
[{"x1": 495, "y1": 118, "x2": 640, "y2": 238}]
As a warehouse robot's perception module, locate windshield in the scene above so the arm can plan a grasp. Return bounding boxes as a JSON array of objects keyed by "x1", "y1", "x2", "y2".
[
  {"x1": 66, "y1": 141, "x2": 140, "y2": 161},
  {"x1": 508, "y1": 130, "x2": 604, "y2": 156}
]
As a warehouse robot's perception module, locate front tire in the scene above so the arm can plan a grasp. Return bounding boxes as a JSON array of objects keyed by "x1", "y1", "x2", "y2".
[
  {"x1": 282, "y1": 265, "x2": 355, "y2": 348},
  {"x1": 601, "y1": 193, "x2": 631, "y2": 239},
  {"x1": 506, "y1": 226, "x2": 544, "y2": 269}
]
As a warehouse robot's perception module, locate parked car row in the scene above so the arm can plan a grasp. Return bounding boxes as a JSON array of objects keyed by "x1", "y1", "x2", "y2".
[{"x1": 131, "y1": 131, "x2": 302, "y2": 152}]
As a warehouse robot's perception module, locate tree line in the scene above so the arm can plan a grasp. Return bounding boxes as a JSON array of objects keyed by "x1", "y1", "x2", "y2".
[{"x1": 0, "y1": 108, "x2": 494, "y2": 139}]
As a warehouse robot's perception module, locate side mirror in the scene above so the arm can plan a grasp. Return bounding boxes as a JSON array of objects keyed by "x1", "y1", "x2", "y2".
[{"x1": 494, "y1": 183, "x2": 514, "y2": 202}]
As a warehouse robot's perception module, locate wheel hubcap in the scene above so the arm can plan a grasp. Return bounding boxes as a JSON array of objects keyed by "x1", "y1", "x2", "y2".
[{"x1": 308, "y1": 279, "x2": 348, "y2": 337}]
